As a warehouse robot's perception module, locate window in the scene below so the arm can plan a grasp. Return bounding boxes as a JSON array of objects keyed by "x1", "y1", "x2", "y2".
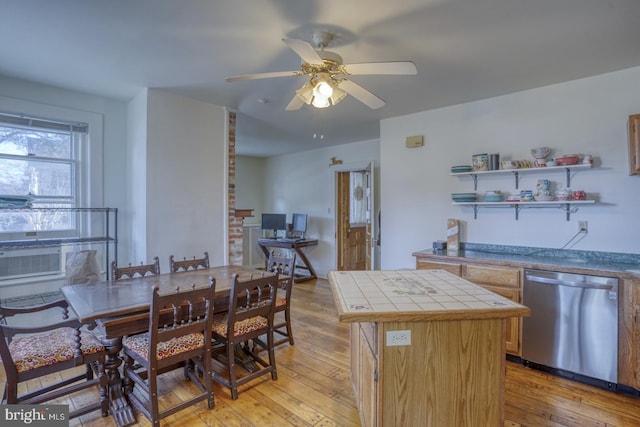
[
  {"x1": 349, "y1": 171, "x2": 367, "y2": 225},
  {"x1": 0, "y1": 113, "x2": 88, "y2": 238}
]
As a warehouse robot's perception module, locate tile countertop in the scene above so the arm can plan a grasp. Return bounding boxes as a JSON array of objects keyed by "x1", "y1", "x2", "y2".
[
  {"x1": 328, "y1": 269, "x2": 530, "y2": 324},
  {"x1": 413, "y1": 243, "x2": 640, "y2": 279}
]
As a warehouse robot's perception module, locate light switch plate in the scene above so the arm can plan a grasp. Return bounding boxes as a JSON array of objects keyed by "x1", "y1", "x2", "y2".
[{"x1": 405, "y1": 135, "x2": 424, "y2": 148}]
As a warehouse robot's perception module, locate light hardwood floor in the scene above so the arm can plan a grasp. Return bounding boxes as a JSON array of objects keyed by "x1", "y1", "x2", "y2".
[{"x1": 2, "y1": 278, "x2": 639, "y2": 426}]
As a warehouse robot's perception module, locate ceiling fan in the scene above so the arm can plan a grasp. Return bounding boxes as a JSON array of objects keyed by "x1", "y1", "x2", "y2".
[{"x1": 225, "y1": 31, "x2": 417, "y2": 111}]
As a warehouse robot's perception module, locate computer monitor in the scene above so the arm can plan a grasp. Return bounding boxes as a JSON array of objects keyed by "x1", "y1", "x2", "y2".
[
  {"x1": 261, "y1": 213, "x2": 287, "y2": 238},
  {"x1": 291, "y1": 213, "x2": 307, "y2": 237}
]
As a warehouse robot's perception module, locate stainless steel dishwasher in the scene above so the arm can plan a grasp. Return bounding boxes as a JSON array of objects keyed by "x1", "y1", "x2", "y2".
[{"x1": 522, "y1": 269, "x2": 619, "y2": 384}]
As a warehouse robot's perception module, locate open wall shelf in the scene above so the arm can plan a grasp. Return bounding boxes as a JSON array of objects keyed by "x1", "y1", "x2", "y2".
[
  {"x1": 450, "y1": 163, "x2": 592, "y2": 190},
  {"x1": 452, "y1": 200, "x2": 595, "y2": 220}
]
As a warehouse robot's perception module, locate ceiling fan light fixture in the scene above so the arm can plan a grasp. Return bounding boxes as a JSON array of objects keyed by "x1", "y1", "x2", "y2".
[
  {"x1": 313, "y1": 80, "x2": 333, "y2": 98},
  {"x1": 295, "y1": 82, "x2": 314, "y2": 104},
  {"x1": 311, "y1": 94, "x2": 331, "y2": 108},
  {"x1": 330, "y1": 85, "x2": 347, "y2": 105},
  {"x1": 293, "y1": 72, "x2": 347, "y2": 109}
]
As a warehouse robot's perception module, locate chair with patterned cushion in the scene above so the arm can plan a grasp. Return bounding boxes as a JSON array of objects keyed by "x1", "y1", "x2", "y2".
[
  {"x1": 111, "y1": 256, "x2": 160, "y2": 281},
  {"x1": 266, "y1": 251, "x2": 297, "y2": 346},
  {"x1": 210, "y1": 273, "x2": 278, "y2": 399},
  {"x1": 122, "y1": 281, "x2": 215, "y2": 426},
  {"x1": 0, "y1": 298, "x2": 109, "y2": 419},
  {"x1": 169, "y1": 252, "x2": 210, "y2": 273}
]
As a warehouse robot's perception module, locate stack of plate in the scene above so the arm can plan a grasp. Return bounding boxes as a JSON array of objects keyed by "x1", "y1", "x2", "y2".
[
  {"x1": 450, "y1": 165, "x2": 472, "y2": 173},
  {"x1": 451, "y1": 192, "x2": 477, "y2": 202}
]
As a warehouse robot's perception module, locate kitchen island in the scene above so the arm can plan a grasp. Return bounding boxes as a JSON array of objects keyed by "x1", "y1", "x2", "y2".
[{"x1": 329, "y1": 269, "x2": 530, "y2": 427}]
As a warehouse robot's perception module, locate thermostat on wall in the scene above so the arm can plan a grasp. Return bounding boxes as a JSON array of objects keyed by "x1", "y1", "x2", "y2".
[{"x1": 405, "y1": 135, "x2": 424, "y2": 148}]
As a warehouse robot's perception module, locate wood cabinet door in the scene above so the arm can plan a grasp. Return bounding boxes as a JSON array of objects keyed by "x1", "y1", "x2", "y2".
[
  {"x1": 358, "y1": 327, "x2": 378, "y2": 427},
  {"x1": 350, "y1": 323, "x2": 360, "y2": 398},
  {"x1": 629, "y1": 114, "x2": 640, "y2": 175},
  {"x1": 463, "y1": 264, "x2": 520, "y2": 288},
  {"x1": 618, "y1": 277, "x2": 640, "y2": 390},
  {"x1": 483, "y1": 284, "x2": 522, "y2": 356}
]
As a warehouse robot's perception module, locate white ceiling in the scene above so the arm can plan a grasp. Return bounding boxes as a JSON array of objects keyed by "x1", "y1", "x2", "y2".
[{"x1": 2, "y1": 0, "x2": 640, "y2": 157}]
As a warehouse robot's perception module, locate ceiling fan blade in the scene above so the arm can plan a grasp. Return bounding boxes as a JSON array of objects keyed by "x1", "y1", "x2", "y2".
[
  {"x1": 286, "y1": 94, "x2": 304, "y2": 111},
  {"x1": 339, "y1": 79, "x2": 386, "y2": 109},
  {"x1": 225, "y1": 70, "x2": 298, "y2": 83},
  {"x1": 282, "y1": 38, "x2": 324, "y2": 65},
  {"x1": 343, "y1": 61, "x2": 417, "y2": 76}
]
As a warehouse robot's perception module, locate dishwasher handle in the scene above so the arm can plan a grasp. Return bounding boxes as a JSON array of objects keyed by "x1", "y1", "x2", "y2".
[{"x1": 525, "y1": 274, "x2": 615, "y2": 290}]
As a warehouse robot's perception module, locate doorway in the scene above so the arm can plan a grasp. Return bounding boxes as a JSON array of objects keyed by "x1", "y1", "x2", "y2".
[{"x1": 336, "y1": 163, "x2": 374, "y2": 271}]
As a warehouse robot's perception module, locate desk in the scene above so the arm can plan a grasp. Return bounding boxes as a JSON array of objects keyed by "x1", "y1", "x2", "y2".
[
  {"x1": 257, "y1": 238, "x2": 318, "y2": 282},
  {"x1": 61, "y1": 265, "x2": 272, "y2": 427}
]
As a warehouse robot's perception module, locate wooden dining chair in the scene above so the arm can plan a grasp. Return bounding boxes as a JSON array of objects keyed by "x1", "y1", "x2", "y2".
[
  {"x1": 266, "y1": 251, "x2": 297, "y2": 346},
  {"x1": 169, "y1": 251, "x2": 210, "y2": 273},
  {"x1": 0, "y1": 298, "x2": 109, "y2": 419},
  {"x1": 210, "y1": 273, "x2": 278, "y2": 399},
  {"x1": 111, "y1": 256, "x2": 160, "y2": 281},
  {"x1": 122, "y1": 281, "x2": 215, "y2": 426}
]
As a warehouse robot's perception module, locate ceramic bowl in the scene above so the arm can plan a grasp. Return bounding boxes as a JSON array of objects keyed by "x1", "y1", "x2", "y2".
[
  {"x1": 483, "y1": 191, "x2": 503, "y2": 201},
  {"x1": 483, "y1": 194, "x2": 504, "y2": 202},
  {"x1": 556, "y1": 188, "x2": 573, "y2": 200},
  {"x1": 556, "y1": 155, "x2": 579, "y2": 165},
  {"x1": 534, "y1": 194, "x2": 554, "y2": 201},
  {"x1": 531, "y1": 147, "x2": 551, "y2": 159}
]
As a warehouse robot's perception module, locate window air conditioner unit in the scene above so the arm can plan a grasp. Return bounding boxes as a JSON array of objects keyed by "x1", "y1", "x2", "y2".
[{"x1": 0, "y1": 246, "x2": 62, "y2": 279}]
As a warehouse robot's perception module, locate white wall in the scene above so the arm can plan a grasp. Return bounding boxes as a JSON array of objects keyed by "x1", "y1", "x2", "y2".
[
  {"x1": 248, "y1": 139, "x2": 380, "y2": 278},
  {"x1": 235, "y1": 156, "x2": 266, "y2": 227},
  {"x1": 144, "y1": 89, "x2": 228, "y2": 272},
  {"x1": 0, "y1": 76, "x2": 129, "y2": 298},
  {"x1": 380, "y1": 66, "x2": 640, "y2": 269},
  {"x1": 126, "y1": 89, "x2": 148, "y2": 264},
  {"x1": 0, "y1": 76, "x2": 231, "y2": 298},
  {"x1": 0, "y1": 76, "x2": 128, "y2": 224}
]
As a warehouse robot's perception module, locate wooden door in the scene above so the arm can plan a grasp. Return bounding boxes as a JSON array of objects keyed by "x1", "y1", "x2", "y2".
[
  {"x1": 364, "y1": 163, "x2": 373, "y2": 270},
  {"x1": 336, "y1": 164, "x2": 374, "y2": 271},
  {"x1": 337, "y1": 171, "x2": 350, "y2": 271},
  {"x1": 347, "y1": 225, "x2": 367, "y2": 270}
]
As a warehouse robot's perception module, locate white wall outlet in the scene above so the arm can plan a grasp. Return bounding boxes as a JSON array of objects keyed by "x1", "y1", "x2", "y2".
[
  {"x1": 386, "y1": 330, "x2": 411, "y2": 346},
  {"x1": 578, "y1": 220, "x2": 588, "y2": 233}
]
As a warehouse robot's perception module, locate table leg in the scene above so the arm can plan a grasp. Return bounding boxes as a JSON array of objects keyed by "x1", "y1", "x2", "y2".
[
  {"x1": 102, "y1": 337, "x2": 136, "y2": 427},
  {"x1": 258, "y1": 244, "x2": 271, "y2": 269},
  {"x1": 293, "y1": 248, "x2": 317, "y2": 282}
]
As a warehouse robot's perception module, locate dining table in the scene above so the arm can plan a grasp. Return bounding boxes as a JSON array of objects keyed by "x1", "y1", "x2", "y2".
[{"x1": 60, "y1": 265, "x2": 273, "y2": 427}]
